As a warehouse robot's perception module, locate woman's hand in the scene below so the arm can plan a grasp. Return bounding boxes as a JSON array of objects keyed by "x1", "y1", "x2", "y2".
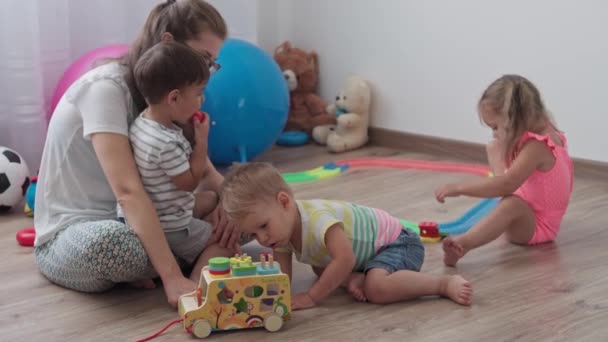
[{"x1": 163, "y1": 274, "x2": 198, "y2": 307}]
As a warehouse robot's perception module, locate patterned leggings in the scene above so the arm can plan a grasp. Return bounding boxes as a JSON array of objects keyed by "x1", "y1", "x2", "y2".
[{"x1": 34, "y1": 220, "x2": 156, "y2": 292}]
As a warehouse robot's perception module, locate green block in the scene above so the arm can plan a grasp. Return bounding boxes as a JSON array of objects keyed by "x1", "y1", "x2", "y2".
[
  {"x1": 209, "y1": 257, "x2": 230, "y2": 269},
  {"x1": 232, "y1": 263, "x2": 257, "y2": 277}
]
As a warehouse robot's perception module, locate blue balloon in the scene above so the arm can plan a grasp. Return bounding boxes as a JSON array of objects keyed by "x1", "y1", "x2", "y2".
[{"x1": 202, "y1": 38, "x2": 289, "y2": 165}]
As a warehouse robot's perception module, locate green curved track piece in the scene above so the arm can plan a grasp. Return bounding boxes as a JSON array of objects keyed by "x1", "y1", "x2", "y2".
[
  {"x1": 399, "y1": 219, "x2": 420, "y2": 235},
  {"x1": 282, "y1": 172, "x2": 318, "y2": 183},
  {"x1": 283, "y1": 166, "x2": 343, "y2": 184}
]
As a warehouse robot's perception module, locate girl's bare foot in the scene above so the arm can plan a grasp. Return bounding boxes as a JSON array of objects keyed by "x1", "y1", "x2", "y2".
[
  {"x1": 440, "y1": 275, "x2": 473, "y2": 306},
  {"x1": 345, "y1": 273, "x2": 367, "y2": 302},
  {"x1": 129, "y1": 279, "x2": 156, "y2": 289},
  {"x1": 443, "y1": 237, "x2": 465, "y2": 266}
]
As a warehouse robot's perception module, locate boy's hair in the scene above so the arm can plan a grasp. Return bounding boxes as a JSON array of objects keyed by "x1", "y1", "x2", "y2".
[
  {"x1": 133, "y1": 41, "x2": 210, "y2": 105},
  {"x1": 221, "y1": 162, "x2": 293, "y2": 220},
  {"x1": 123, "y1": 0, "x2": 227, "y2": 111},
  {"x1": 478, "y1": 74, "x2": 555, "y2": 163}
]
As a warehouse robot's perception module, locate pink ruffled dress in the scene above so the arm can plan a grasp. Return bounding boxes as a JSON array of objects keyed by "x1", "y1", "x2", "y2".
[{"x1": 513, "y1": 131, "x2": 574, "y2": 245}]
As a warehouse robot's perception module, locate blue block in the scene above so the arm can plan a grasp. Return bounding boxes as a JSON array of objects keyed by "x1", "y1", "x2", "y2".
[{"x1": 256, "y1": 264, "x2": 280, "y2": 275}]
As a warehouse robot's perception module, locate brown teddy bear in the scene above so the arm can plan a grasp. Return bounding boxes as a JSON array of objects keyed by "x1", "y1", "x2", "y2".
[{"x1": 274, "y1": 41, "x2": 336, "y2": 134}]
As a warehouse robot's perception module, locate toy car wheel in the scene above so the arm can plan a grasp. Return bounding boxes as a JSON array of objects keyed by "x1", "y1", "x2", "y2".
[
  {"x1": 264, "y1": 313, "x2": 283, "y2": 332},
  {"x1": 192, "y1": 319, "x2": 212, "y2": 338}
]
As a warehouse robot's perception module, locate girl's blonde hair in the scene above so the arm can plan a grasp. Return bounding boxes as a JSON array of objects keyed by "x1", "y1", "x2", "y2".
[
  {"x1": 123, "y1": 0, "x2": 227, "y2": 112},
  {"x1": 479, "y1": 74, "x2": 555, "y2": 164},
  {"x1": 221, "y1": 163, "x2": 293, "y2": 220}
]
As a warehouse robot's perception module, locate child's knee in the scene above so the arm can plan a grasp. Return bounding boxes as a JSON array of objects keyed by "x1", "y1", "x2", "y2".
[
  {"x1": 196, "y1": 191, "x2": 220, "y2": 218},
  {"x1": 363, "y1": 269, "x2": 391, "y2": 304}
]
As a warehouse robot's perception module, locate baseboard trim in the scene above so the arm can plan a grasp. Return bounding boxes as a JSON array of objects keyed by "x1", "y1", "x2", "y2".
[{"x1": 369, "y1": 127, "x2": 608, "y2": 181}]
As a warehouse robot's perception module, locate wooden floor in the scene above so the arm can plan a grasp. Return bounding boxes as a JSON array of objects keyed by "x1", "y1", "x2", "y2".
[{"x1": 1, "y1": 144, "x2": 607, "y2": 341}]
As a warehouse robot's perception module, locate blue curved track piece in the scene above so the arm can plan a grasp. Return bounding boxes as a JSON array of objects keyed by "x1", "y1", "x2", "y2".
[{"x1": 439, "y1": 198, "x2": 499, "y2": 236}]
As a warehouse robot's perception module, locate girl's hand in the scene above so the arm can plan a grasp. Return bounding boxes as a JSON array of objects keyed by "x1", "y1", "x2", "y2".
[
  {"x1": 435, "y1": 183, "x2": 461, "y2": 203},
  {"x1": 163, "y1": 274, "x2": 198, "y2": 307},
  {"x1": 193, "y1": 112, "x2": 210, "y2": 145},
  {"x1": 292, "y1": 292, "x2": 317, "y2": 310}
]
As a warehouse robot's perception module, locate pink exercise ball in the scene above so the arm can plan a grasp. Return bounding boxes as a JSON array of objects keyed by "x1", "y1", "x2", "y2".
[{"x1": 49, "y1": 44, "x2": 130, "y2": 119}]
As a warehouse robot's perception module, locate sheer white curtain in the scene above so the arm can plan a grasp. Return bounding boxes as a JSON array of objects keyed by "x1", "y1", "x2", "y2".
[
  {"x1": 0, "y1": 0, "x2": 258, "y2": 171},
  {"x1": 0, "y1": 0, "x2": 159, "y2": 171}
]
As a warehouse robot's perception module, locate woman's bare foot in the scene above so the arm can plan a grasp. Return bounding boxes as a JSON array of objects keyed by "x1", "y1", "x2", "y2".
[
  {"x1": 344, "y1": 273, "x2": 367, "y2": 302},
  {"x1": 443, "y1": 237, "x2": 465, "y2": 266},
  {"x1": 129, "y1": 279, "x2": 156, "y2": 289},
  {"x1": 440, "y1": 275, "x2": 473, "y2": 306}
]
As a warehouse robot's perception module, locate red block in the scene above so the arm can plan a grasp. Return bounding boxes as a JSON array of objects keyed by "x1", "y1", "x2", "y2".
[{"x1": 418, "y1": 222, "x2": 440, "y2": 238}]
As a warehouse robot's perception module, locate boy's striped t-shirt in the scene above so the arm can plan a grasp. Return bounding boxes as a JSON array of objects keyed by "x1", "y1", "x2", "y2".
[{"x1": 117, "y1": 115, "x2": 194, "y2": 232}]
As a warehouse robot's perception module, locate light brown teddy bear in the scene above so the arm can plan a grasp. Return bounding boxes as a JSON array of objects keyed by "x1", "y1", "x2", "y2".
[
  {"x1": 312, "y1": 76, "x2": 372, "y2": 153},
  {"x1": 274, "y1": 41, "x2": 336, "y2": 134}
]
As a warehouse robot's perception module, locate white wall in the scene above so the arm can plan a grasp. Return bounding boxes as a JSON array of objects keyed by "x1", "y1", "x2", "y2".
[
  {"x1": 4, "y1": 0, "x2": 604, "y2": 169},
  {"x1": 265, "y1": 0, "x2": 607, "y2": 162},
  {"x1": 256, "y1": 0, "x2": 293, "y2": 53},
  {"x1": 208, "y1": 0, "x2": 258, "y2": 44}
]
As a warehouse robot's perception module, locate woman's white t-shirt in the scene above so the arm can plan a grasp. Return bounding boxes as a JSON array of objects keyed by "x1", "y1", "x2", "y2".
[{"x1": 34, "y1": 62, "x2": 137, "y2": 246}]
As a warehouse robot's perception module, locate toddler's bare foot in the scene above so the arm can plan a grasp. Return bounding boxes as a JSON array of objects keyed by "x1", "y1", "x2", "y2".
[
  {"x1": 129, "y1": 279, "x2": 156, "y2": 289},
  {"x1": 440, "y1": 275, "x2": 473, "y2": 306},
  {"x1": 345, "y1": 273, "x2": 367, "y2": 302},
  {"x1": 443, "y1": 237, "x2": 465, "y2": 266}
]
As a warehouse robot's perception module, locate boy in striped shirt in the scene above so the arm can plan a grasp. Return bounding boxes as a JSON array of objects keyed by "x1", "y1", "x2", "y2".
[
  {"x1": 117, "y1": 42, "x2": 236, "y2": 282},
  {"x1": 221, "y1": 162, "x2": 473, "y2": 310}
]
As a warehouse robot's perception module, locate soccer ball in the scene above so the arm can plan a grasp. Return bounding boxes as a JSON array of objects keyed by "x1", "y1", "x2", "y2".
[{"x1": 0, "y1": 147, "x2": 30, "y2": 213}]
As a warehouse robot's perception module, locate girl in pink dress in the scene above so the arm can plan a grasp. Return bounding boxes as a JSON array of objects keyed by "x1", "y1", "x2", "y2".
[{"x1": 435, "y1": 74, "x2": 574, "y2": 266}]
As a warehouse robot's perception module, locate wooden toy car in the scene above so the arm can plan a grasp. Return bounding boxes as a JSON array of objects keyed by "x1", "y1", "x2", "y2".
[{"x1": 178, "y1": 253, "x2": 291, "y2": 338}]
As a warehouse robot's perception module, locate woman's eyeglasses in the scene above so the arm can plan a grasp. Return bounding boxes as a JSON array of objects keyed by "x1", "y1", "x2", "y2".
[
  {"x1": 203, "y1": 50, "x2": 221, "y2": 75},
  {"x1": 209, "y1": 60, "x2": 221, "y2": 75}
]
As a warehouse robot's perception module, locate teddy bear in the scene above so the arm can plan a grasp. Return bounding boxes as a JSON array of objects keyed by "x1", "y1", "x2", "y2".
[
  {"x1": 274, "y1": 41, "x2": 336, "y2": 134},
  {"x1": 312, "y1": 76, "x2": 372, "y2": 153}
]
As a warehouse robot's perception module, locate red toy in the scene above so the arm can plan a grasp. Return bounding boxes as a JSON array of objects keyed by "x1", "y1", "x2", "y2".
[
  {"x1": 16, "y1": 227, "x2": 35, "y2": 247},
  {"x1": 193, "y1": 111, "x2": 206, "y2": 123},
  {"x1": 418, "y1": 222, "x2": 440, "y2": 239}
]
